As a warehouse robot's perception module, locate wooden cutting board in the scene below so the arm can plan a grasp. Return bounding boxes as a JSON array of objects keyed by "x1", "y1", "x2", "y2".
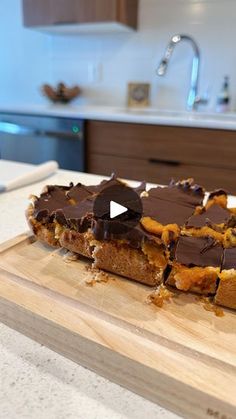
[{"x1": 0, "y1": 233, "x2": 236, "y2": 419}]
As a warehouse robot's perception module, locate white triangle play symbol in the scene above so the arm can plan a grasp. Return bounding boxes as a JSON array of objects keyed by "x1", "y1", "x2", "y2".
[{"x1": 110, "y1": 200, "x2": 128, "y2": 219}]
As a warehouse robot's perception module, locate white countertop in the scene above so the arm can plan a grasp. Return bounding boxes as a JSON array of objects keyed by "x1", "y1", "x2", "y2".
[
  {"x1": 0, "y1": 161, "x2": 180, "y2": 419},
  {"x1": 1, "y1": 104, "x2": 236, "y2": 130}
]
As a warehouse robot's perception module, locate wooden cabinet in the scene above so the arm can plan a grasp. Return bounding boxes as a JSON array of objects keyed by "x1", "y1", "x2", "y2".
[
  {"x1": 22, "y1": 0, "x2": 138, "y2": 31},
  {"x1": 86, "y1": 120, "x2": 236, "y2": 194}
]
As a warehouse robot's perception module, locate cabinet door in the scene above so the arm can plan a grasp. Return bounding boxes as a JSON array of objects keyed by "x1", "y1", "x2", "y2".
[
  {"x1": 87, "y1": 120, "x2": 236, "y2": 169},
  {"x1": 22, "y1": 0, "x2": 134, "y2": 27},
  {"x1": 87, "y1": 120, "x2": 236, "y2": 193},
  {"x1": 88, "y1": 153, "x2": 236, "y2": 194},
  {"x1": 23, "y1": 0, "x2": 55, "y2": 27}
]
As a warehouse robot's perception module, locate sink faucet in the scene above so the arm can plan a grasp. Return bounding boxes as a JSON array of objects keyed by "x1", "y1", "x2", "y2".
[{"x1": 156, "y1": 34, "x2": 208, "y2": 111}]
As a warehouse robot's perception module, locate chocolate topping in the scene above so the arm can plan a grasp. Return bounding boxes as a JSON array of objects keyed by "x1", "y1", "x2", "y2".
[
  {"x1": 87, "y1": 174, "x2": 125, "y2": 194},
  {"x1": 222, "y1": 248, "x2": 236, "y2": 270},
  {"x1": 142, "y1": 197, "x2": 195, "y2": 226},
  {"x1": 33, "y1": 174, "x2": 146, "y2": 228},
  {"x1": 66, "y1": 183, "x2": 93, "y2": 202},
  {"x1": 54, "y1": 176, "x2": 133, "y2": 232},
  {"x1": 175, "y1": 236, "x2": 223, "y2": 268},
  {"x1": 88, "y1": 176, "x2": 146, "y2": 196},
  {"x1": 55, "y1": 194, "x2": 95, "y2": 232},
  {"x1": 34, "y1": 185, "x2": 71, "y2": 222},
  {"x1": 66, "y1": 175, "x2": 122, "y2": 201},
  {"x1": 208, "y1": 189, "x2": 228, "y2": 200},
  {"x1": 95, "y1": 183, "x2": 142, "y2": 218},
  {"x1": 142, "y1": 180, "x2": 204, "y2": 226},
  {"x1": 168, "y1": 178, "x2": 205, "y2": 205},
  {"x1": 91, "y1": 181, "x2": 144, "y2": 247},
  {"x1": 92, "y1": 219, "x2": 155, "y2": 248},
  {"x1": 186, "y1": 204, "x2": 231, "y2": 229},
  {"x1": 124, "y1": 223, "x2": 161, "y2": 248},
  {"x1": 56, "y1": 176, "x2": 147, "y2": 247}
]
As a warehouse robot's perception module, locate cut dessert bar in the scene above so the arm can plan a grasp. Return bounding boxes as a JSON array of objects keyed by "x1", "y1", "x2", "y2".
[
  {"x1": 55, "y1": 193, "x2": 95, "y2": 258},
  {"x1": 91, "y1": 206, "x2": 168, "y2": 284},
  {"x1": 53, "y1": 178, "x2": 205, "y2": 285},
  {"x1": 56, "y1": 181, "x2": 167, "y2": 285},
  {"x1": 182, "y1": 204, "x2": 232, "y2": 242},
  {"x1": 27, "y1": 176, "x2": 127, "y2": 249},
  {"x1": 166, "y1": 236, "x2": 223, "y2": 295},
  {"x1": 27, "y1": 176, "x2": 236, "y2": 309},
  {"x1": 206, "y1": 189, "x2": 228, "y2": 209},
  {"x1": 27, "y1": 184, "x2": 72, "y2": 247},
  {"x1": 27, "y1": 175, "x2": 167, "y2": 286},
  {"x1": 92, "y1": 239, "x2": 166, "y2": 286},
  {"x1": 53, "y1": 175, "x2": 144, "y2": 253},
  {"x1": 215, "y1": 247, "x2": 236, "y2": 309},
  {"x1": 182, "y1": 188, "x2": 236, "y2": 244},
  {"x1": 140, "y1": 179, "x2": 205, "y2": 245},
  {"x1": 166, "y1": 189, "x2": 236, "y2": 307}
]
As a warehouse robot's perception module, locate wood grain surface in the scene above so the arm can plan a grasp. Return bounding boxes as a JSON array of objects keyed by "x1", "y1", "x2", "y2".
[
  {"x1": 86, "y1": 120, "x2": 236, "y2": 193},
  {"x1": 0, "y1": 234, "x2": 235, "y2": 419},
  {"x1": 22, "y1": 0, "x2": 138, "y2": 29}
]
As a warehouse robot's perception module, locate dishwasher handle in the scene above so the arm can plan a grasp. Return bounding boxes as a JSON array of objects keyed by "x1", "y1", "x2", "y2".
[
  {"x1": 0, "y1": 121, "x2": 83, "y2": 140},
  {"x1": 0, "y1": 121, "x2": 39, "y2": 136}
]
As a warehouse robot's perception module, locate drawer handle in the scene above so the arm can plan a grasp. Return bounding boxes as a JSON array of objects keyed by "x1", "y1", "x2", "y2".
[{"x1": 148, "y1": 158, "x2": 180, "y2": 166}]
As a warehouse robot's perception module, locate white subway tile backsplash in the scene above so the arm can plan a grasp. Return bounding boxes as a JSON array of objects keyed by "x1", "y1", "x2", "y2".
[{"x1": 1, "y1": 0, "x2": 236, "y2": 110}]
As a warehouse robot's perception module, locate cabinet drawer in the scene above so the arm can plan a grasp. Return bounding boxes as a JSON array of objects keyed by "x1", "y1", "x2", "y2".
[
  {"x1": 87, "y1": 121, "x2": 236, "y2": 170},
  {"x1": 88, "y1": 153, "x2": 236, "y2": 194}
]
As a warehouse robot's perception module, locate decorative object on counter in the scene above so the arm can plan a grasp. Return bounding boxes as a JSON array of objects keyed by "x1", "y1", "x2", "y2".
[
  {"x1": 127, "y1": 83, "x2": 150, "y2": 108},
  {"x1": 42, "y1": 82, "x2": 81, "y2": 104},
  {"x1": 216, "y1": 75, "x2": 231, "y2": 113}
]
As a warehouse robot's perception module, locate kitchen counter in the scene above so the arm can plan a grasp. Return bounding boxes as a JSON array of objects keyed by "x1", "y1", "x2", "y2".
[
  {"x1": 0, "y1": 161, "x2": 180, "y2": 419},
  {"x1": 1, "y1": 104, "x2": 236, "y2": 130}
]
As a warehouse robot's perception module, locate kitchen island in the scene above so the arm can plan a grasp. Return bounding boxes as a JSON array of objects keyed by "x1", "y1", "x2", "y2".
[{"x1": 0, "y1": 161, "x2": 179, "y2": 419}]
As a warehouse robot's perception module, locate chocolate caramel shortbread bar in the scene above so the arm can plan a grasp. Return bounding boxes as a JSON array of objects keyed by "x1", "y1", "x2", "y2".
[
  {"x1": 27, "y1": 176, "x2": 168, "y2": 286},
  {"x1": 215, "y1": 247, "x2": 236, "y2": 309},
  {"x1": 55, "y1": 178, "x2": 167, "y2": 286},
  {"x1": 166, "y1": 236, "x2": 223, "y2": 295},
  {"x1": 27, "y1": 184, "x2": 72, "y2": 247},
  {"x1": 140, "y1": 179, "x2": 205, "y2": 245},
  {"x1": 27, "y1": 176, "x2": 236, "y2": 310}
]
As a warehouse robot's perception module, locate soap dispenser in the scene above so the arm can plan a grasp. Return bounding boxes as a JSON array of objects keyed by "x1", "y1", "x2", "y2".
[{"x1": 216, "y1": 76, "x2": 231, "y2": 113}]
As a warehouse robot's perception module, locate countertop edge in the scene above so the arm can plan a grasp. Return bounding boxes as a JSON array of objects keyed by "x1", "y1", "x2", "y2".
[{"x1": 1, "y1": 105, "x2": 236, "y2": 131}]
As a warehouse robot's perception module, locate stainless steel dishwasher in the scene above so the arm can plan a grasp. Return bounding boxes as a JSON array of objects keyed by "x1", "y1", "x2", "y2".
[{"x1": 0, "y1": 113, "x2": 85, "y2": 171}]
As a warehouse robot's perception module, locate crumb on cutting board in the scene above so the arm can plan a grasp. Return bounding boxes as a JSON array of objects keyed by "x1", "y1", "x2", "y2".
[
  {"x1": 196, "y1": 296, "x2": 224, "y2": 317},
  {"x1": 146, "y1": 284, "x2": 174, "y2": 308},
  {"x1": 85, "y1": 266, "x2": 114, "y2": 286},
  {"x1": 63, "y1": 251, "x2": 80, "y2": 263}
]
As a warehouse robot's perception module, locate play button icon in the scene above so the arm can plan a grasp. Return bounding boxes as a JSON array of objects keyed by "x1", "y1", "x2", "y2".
[
  {"x1": 110, "y1": 201, "x2": 127, "y2": 219},
  {"x1": 93, "y1": 182, "x2": 143, "y2": 239}
]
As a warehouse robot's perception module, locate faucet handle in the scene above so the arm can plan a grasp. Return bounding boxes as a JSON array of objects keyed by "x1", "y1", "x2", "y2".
[
  {"x1": 195, "y1": 96, "x2": 208, "y2": 106},
  {"x1": 195, "y1": 87, "x2": 210, "y2": 106}
]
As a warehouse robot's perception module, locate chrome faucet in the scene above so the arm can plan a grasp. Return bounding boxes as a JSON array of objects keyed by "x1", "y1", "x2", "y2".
[{"x1": 157, "y1": 34, "x2": 208, "y2": 111}]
